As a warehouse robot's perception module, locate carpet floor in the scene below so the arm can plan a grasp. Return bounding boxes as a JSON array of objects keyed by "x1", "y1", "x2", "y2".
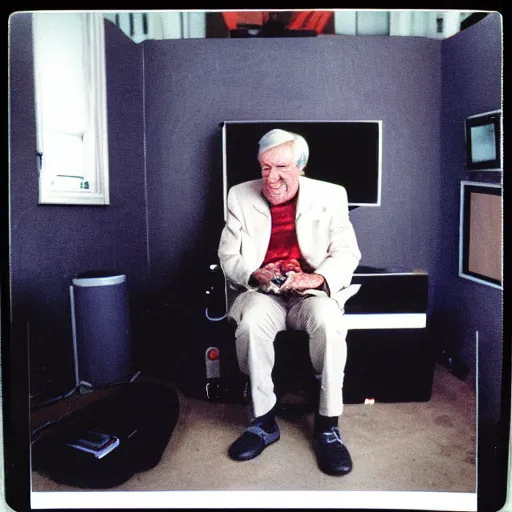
[{"x1": 31, "y1": 363, "x2": 476, "y2": 496}]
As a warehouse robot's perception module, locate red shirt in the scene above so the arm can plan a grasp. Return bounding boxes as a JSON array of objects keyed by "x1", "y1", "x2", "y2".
[{"x1": 261, "y1": 194, "x2": 303, "y2": 267}]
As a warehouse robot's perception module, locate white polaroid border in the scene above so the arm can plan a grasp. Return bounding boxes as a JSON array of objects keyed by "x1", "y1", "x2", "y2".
[{"x1": 31, "y1": 490, "x2": 477, "y2": 510}]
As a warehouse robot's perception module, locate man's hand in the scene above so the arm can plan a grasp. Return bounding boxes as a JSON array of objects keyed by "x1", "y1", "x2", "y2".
[
  {"x1": 280, "y1": 272, "x2": 325, "y2": 292},
  {"x1": 279, "y1": 258, "x2": 302, "y2": 274},
  {"x1": 249, "y1": 260, "x2": 323, "y2": 293},
  {"x1": 249, "y1": 262, "x2": 282, "y2": 287}
]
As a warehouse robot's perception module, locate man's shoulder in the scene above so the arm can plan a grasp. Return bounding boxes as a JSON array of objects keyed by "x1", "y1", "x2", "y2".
[
  {"x1": 229, "y1": 179, "x2": 262, "y2": 196},
  {"x1": 300, "y1": 176, "x2": 347, "y2": 197}
]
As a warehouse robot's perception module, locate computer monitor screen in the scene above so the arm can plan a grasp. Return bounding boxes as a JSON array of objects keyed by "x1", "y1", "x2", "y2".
[
  {"x1": 222, "y1": 120, "x2": 382, "y2": 208},
  {"x1": 465, "y1": 110, "x2": 501, "y2": 171}
]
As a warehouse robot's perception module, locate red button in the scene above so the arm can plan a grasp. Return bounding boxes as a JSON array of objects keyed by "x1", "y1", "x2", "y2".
[{"x1": 207, "y1": 348, "x2": 220, "y2": 360}]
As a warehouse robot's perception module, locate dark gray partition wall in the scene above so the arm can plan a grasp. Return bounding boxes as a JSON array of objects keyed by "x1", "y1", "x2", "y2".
[
  {"x1": 142, "y1": 35, "x2": 444, "y2": 373},
  {"x1": 439, "y1": 12, "x2": 502, "y2": 422},
  {"x1": 9, "y1": 16, "x2": 148, "y2": 400},
  {"x1": 143, "y1": 35, "x2": 442, "y2": 280}
]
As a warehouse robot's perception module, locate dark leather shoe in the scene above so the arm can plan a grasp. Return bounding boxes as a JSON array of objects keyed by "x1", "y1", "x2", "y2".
[
  {"x1": 313, "y1": 426, "x2": 352, "y2": 475},
  {"x1": 228, "y1": 418, "x2": 280, "y2": 461}
]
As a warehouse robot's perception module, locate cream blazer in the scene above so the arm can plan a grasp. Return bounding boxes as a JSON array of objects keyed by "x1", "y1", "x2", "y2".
[{"x1": 218, "y1": 176, "x2": 362, "y2": 309}]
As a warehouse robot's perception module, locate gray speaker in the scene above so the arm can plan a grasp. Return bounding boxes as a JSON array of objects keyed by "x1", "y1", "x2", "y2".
[{"x1": 70, "y1": 273, "x2": 135, "y2": 391}]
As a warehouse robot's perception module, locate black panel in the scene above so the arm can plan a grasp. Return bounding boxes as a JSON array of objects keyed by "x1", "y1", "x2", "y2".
[
  {"x1": 344, "y1": 328, "x2": 437, "y2": 403},
  {"x1": 348, "y1": 273, "x2": 429, "y2": 313},
  {"x1": 269, "y1": 326, "x2": 436, "y2": 406}
]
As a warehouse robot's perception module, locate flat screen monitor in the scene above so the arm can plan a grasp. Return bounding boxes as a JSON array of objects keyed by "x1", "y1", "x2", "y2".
[
  {"x1": 465, "y1": 110, "x2": 502, "y2": 171},
  {"x1": 221, "y1": 120, "x2": 382, "y2": 212},
  {"x1": 459, "y1": 181, "x2": 502, "y2": 289}
]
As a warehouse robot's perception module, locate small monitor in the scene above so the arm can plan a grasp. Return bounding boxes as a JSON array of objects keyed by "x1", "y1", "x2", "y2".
[{"x1": 465, "y1": 110, "x2": 501, "y2": 171}]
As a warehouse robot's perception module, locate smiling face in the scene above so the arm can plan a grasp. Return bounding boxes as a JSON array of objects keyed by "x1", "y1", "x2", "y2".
[{"x1": 259, "y1": 141, "x2": 302, "y2": 205}]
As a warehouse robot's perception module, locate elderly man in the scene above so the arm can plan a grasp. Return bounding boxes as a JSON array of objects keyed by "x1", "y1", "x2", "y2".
[{"x1": 218, "y1": 128, "x2": 361, "y2": 475}]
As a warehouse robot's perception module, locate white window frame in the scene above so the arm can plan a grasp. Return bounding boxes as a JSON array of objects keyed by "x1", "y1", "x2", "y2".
[{"x1": 33, "y1": 12, "x2": 110, "y2": 205}]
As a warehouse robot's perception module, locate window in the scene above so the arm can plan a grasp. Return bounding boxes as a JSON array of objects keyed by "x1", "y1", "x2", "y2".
[{"x1": 33, "y1": 12, "x2": 109, "y2": 205}]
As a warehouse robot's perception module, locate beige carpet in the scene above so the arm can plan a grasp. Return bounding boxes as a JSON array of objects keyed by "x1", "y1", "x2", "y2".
[{"x1": 31, "y1": 364, "x2": 476, "y2": 493}]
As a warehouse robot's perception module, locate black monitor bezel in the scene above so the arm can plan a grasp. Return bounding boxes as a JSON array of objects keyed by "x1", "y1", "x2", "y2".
[
  {"x1": 465, "y1": 111, "x2": 501, "y2": 171},
  {"x1": 221, "y1": 119, "x2": 383, "y2": 210}
]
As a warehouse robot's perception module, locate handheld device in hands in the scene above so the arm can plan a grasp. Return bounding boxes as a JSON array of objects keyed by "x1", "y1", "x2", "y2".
[{"x1": 271, "y1": 275, "x2": 288, "y2": 286}]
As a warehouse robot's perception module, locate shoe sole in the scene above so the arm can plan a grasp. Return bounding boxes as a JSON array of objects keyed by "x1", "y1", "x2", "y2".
[{"x1": 318, "y1": 463, "x2": 352, "y2": 476}]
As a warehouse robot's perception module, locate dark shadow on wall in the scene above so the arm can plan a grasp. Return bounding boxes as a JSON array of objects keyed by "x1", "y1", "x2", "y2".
[
  {"x1": 136, "y1": 129, "x2": 225, "y2": 383},
  {"x1": 429, "y1": 307, "x2": 470, "y2": 381},
  {"x1": 12, "y1": 284, "x2": 77, "y2": 407}
]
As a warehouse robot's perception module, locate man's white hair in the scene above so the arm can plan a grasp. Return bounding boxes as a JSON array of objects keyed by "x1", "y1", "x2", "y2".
[{"x1": 258, "y1": 128, "x2": 309, "y2": 172}]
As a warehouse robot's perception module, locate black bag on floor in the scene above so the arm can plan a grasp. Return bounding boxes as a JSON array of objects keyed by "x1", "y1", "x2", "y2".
[{"x1": 31, "y1": 382, "x2": 180, "y2": 489}]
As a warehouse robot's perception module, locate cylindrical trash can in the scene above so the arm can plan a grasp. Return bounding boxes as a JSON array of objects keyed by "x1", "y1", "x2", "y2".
[{"x1": 70, "y1": 271, "x2": 133, "y2": 390}]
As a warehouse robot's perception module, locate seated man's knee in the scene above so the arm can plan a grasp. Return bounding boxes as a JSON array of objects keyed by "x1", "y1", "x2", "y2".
[
  {"x1": 238, "y1": 307, "x2": 263, "y2": 329},
  {"x1": 232, "y1": 292, "x2": 284, "y2": 338},
  {"x1": 304, "y1": 298, "x2": 344, "y2": 332}
]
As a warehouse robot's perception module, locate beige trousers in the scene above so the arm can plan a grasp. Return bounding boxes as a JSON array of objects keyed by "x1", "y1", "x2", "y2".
[{"x1": 228, "y1": 290, "x2": 348, "y2": 418}]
